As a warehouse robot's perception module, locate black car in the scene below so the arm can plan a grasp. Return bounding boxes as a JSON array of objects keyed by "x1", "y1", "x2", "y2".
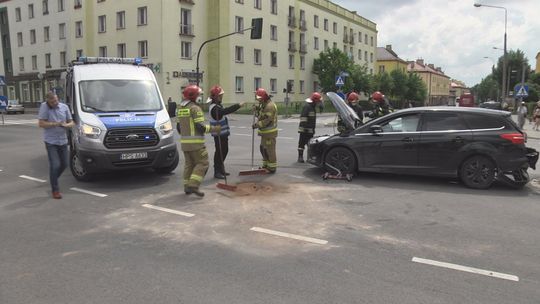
[
  {"x1": 479, "y1": 101, "x2": 503, "y2": 110},
  {"x1": 307, "y1": 93, "x2": 538, "y2": 189}
]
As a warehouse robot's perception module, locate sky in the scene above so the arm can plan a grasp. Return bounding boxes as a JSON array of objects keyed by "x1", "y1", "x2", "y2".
[{"x1": 332, "y1": 0, "x2": 539, "y2": 87}]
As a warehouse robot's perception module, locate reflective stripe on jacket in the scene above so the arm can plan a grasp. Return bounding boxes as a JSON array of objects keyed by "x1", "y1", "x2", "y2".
[
  {"x1": 177, "y1": 101, "x2": 209, "y2": 151},
  {"x1": 298, "y1": 102, "x2": 316, "y2": 134},
  {"x1": 208, "y1": 103, "x2": 230, "y2": 137},
  {"x1": 257, "y1": 101, "x2": 278, "y2": 137}
]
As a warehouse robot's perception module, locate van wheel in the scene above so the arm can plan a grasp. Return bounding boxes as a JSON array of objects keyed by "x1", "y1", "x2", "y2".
[
  {"x1": 324, "y1": 147, "x2": 356, "y2": 175},
  {"x1": 70, "y1": 150, "x2": 93, "y2": 181},
  {"x1": 459, "y1": 155, "x2": 495, "y2": 189},
  {"x1": 154, "y1": 152, "x2": 179, "y2": 174}
]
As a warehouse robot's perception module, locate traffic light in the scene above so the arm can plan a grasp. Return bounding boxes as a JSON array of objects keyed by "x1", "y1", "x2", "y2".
[
  {"x1": 286, "y1": 81, "x2": 293, "y2": 93},
  {"x1": 250, "y1": 18, "x2": 263, "y2": 39}
]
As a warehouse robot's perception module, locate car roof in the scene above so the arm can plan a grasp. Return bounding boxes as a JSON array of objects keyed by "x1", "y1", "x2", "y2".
[
  {"x1": 73, "y1": 64, "x2": 155, "y2": 82},
  {"x1": 395, "y1": 106, "x2": 510, "y2": 116}
]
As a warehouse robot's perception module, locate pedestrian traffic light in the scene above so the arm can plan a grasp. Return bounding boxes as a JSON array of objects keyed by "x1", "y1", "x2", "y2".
[
  {"x1": 286, "y1": 81, "x2": 293, "y2": 93},
  {"x1": 250, "y1": 18, "x2": 263, "y2": 39}
]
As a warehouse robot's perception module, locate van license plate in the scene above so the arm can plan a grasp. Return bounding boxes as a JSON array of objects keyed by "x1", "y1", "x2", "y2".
[{"x1": 120, "y1": 152, "x2": 148, "y2": 160}]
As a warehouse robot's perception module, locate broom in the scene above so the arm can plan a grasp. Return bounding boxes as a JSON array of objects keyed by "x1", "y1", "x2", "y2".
[
  {"x1": 239, "y1": 111, "x2": 268, "y2": 176},
  {"x1": 215, "y1": 130, "x2": 237, "y2": 191}
]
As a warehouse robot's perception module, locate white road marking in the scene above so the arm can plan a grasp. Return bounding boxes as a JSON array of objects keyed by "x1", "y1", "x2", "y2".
[
  {"x1": 412, "y1": 257, "x2": 519, "y2": 282},
  {"x1": 250, "y1": 227, "x2": 328, "y2": 245},
  {"x1": 142, "y1": 204, "x2": 195, "y2": 217},
  {"x1": 19, "y1": 175, "x2": 46, "y2": 183},
  {"x1": 278, "y1": 136, "x2": 295, "y2": 140},
  {"x1": 235, "y1": 133, "x2": 251, "y2": 137},
  {"x1": 0, "y1": 169, "x2": 3, "y2": 172},
  {"x1": 2, "y1": 119, "x2": 38, "y2": 126},
  {"x1": 70, "y1": 187, "x2": 108, "y2": 197},
  {"x1": 286, "y1": 174, "x2": 306, "y2": 179}
]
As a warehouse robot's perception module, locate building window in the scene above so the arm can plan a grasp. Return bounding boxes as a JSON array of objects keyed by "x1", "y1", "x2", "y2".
[
  {"x1": 323, "y1": 19, "x2": 328, "y2": 31},
  {"x1": 98, "y1": 15, "x2": 106, "y2": 33},
  {"x1": 45, "y1": 53, "x2": 51, "y2": 68},
  {"x1": 15, "y1": 7, "x2": 21, "y2": 21},
  {"x1": 60, "y1": 51, "x2": 66, "y2": 67},
  {"x1": 370, "y1": 52, "x2": 373, "y2": 63},
  {"x1": 254, "y1": 0, "x2": 261, "y2": 10},
  {"x1": 333, "y1": 22, "x2": 337, "y2": 34},
  {"x1": 235, "y1": 76, "x2": 244, "y2": 92},
  {"x1": 364, "y1": 33, "x2": 368, "y2": 44},
  {"x1": 181, "y1": 41, "x2": 191, "y2": 59},
  {"x1": 270, "y1": 0, "x2": 277, "y2": 15},
  {"x1": 324, "y1": 39, "x2": 328, "y2": 51},
  {"x1": 314, "y1": 37, "x2": 319, "y2": 50},
  {"x1": 44, "y1": 26, "x2": 50, "y2": 42},
  {"x1": 43, "y1": 0, "x2": 49, "y2": 15},
  {"x1": 300, "y1": 80, "x2": 305, "y2": 93},
  {"x1": 58, "y1": 0, "x2": 65, "y2": 12},
  {"x1": 117, "y1": 11, "x2": 126, "y2": 29},
  {"x1": 235, "y1": 46, "x2": 244, "y2": 63},
  {"x1": 287, "y1": 80, "x2": 294, "y2": 93},
  {"x1": 270, "y1": 25, "x2": 277, "y2": 40},
  {"x1": 138, "y1": 40, "x2": 148, "y2": 58},
  {"x1": 364, "y1": 51, "x2": 368, "y2": 62},
  {"x1": 254, "y1": 49, "x2": 261, "y2": 65},
  {"x1": 254, "y1": 77, "x2": 261, "y2": 91},
  {"x1": 28, "y1": 4, "x2": 35, "y2": 19},
  {"x1": 270, "y1": 78, "x2": 277, "y2": 93},
  {"x1": 288, "y1": 54, "x2": 294, "y2": 69},
  {"x1": 75, "y1": 21, "x2": 83, "y2": 38},
  {"x1": 22, "y1": 83, "x2": 29, "y2": 101},
  {"x1": 180, "y1": 9, "x2": 192, "y2": 35},
  {"x1": 137, "y1": 7, "x2": 147, "y2": 26},
  {"x1": 5, "y1": 59, "x2": 12, "y2": 73},
  {"x1": 59, "y1": 23, "x2": 66, "y2": 39},
  {"x1": 2, "y1": 35, "x2": 9, "y2": 48},
  {"x1": 74, "y1": 0, "x2": 81, "y2": 8},
  {"x1": 19, "y1": 57, "x2": 24, "y2": 71},
  {"x1": 117, "y1": 43, "x2": 126, "y2": 58},
  {"x1": 17, "y1": 32, "x2": 23, "y2": 47},
  {"x1": 270, "y1": 52, "x2": 277, "y2": 67},
  {"x1": 314, "y1": 15, "x2": 319, "y2": 28},
  {"x1": 32, "y1": 55, "x2": 37, "y2": 70},
  {"x1": 235, "y1": 0, "x2": 244, "y2": 3},
  {"x1": 76, "y1": 49, "x2": 83, "y2": 59},
  {"x1": 99, "y1": 46, "x2": 107, "y2": 57},
  {"x1": 358, "y1": 31, "x2": 362, "y2": 42},
  {"x1": 379, "y1": 66, "x2": 385, "y2": 74},
  {"x1": 333, "y1": 42, "x2": 337, "y2": 49},
  {"x1": 370, "y1": 36, "x2": 374, "y2": 46},
  {"x1": 235, "y1": 16, "x2": 244, "y2": 33},
  {"x1": 300, "y1": 56, "x2": 305, "y2": 70},
  {"x1": 358, "y1": 50, "x2": 361, "y2": 60},
  {"x1": 30, "y1": 29, "x2": 36, "y2": 44}
]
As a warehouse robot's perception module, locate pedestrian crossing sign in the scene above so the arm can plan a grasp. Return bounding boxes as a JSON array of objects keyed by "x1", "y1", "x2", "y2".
[
  {"x1": 335, "y1": 76, "x2": 345, "y2": 87},
  {"x1": 515, "y1": 85, "x2": 529, "y2": 97}
]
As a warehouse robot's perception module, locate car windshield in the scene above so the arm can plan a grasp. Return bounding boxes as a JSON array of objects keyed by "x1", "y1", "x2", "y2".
[
  {"x1": 79, "y1": 80, "x2": 162, "y2": 112},
  {"x1": 8, "y1": 100, "x2": 20, "y2": 105}
]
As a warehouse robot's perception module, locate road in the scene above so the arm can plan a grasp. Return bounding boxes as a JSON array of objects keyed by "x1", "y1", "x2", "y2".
[{"x1": 1, "y1": 112, "x2": 540, "y2": 304}]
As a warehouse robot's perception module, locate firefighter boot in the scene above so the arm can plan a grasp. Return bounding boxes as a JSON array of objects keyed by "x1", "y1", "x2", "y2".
[{"x1": 297, "y1": 149, "x2": 305, "y2": 163}]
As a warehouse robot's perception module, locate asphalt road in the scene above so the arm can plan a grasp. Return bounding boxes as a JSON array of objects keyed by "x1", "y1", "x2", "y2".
[{"x1": 1, "y1": 112, "x2": 540, "y2": 304}]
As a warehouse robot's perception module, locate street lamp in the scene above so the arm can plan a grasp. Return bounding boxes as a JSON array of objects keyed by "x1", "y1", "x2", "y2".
[{"x1": 474, "y1": 3, "x2": 507, "y2": 103}]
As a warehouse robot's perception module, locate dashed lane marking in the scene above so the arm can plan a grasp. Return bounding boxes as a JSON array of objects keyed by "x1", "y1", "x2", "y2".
[
  {"x1": 1, "y1": 119, "x2": 38, "y2": 126},
  {"x1": 250, "y1": 226, "x2": 328, "y2": 245},
  {"x1": 412, "y1": 257, "x2": 519, "y2": 282},
  {"x1": 70, "y1": 187, "x2": 108, "y2": 198},
  {"x1": 142, "y1": 204, "x2": 195, "y2": 217},
  {"x1": 19, "y1": 175, "x2": 46, "y2": 183}
]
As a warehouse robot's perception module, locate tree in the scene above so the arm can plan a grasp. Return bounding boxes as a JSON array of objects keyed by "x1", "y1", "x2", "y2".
[
  {"x1": 373, "y1": 72, "x2": 394, "y2": 96},
  {"x1": 405, "y1": 73, "x2": 427, "y2": 106},
  {"x1": 492, "y1": 49, "x2": 531, "y2": 95},
  {"x1": 349, "y1": 63, "x2": 373, "y2": 94},
  {"x1": 475, "y1": 75, "x2": 499, "y2": 102},
  {"x1": 389, "y1": 69, "x2": 409, "y2": 108},
  {"x1": 312, "y1": 48, "x2": 354, "y2": 92}
]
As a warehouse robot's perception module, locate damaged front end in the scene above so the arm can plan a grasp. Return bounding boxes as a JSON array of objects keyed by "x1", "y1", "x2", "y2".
[{"x1": 497, "y1": 147, "x2": 539, "y2": 188}]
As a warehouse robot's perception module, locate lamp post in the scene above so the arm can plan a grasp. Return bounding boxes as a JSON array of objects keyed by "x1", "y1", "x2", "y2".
[{"x1": 474, "y1": 3, "x2": 507, "y2": 103}]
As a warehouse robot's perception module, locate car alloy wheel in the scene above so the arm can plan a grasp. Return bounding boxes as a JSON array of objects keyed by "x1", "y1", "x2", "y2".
[
  {"x1": 324, "y1": 147, "x2": 356, "y2": 175},
  {"x1": 70, "y1": 151, "x2": 92, "y2": 181},
  {"x1": 460, "y1": 155, "x2": 495, "y2": 189}
]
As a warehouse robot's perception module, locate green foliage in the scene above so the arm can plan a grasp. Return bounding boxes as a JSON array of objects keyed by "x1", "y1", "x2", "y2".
[
  {"x1": 405, "y1": 73, "x2": 427, "y2": 105},
  {"x1": 475, "y1": 75, "x2": 499, "y2": 102},
  {"x1": 312, "y1": 48, "x2": 354, "y2": 92},
  {"x1": 524, "y1": 83, "x2": 539, "y2": 103},
  {"x1": 492, "y1": 49, "x2": 531, "y2": 94},
  {"x1": 389, "y1": 69, "x2": 409, "y2": 108}
]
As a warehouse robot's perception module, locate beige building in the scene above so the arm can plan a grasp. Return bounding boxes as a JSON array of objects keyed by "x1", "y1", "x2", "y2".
[
  {"x1": 449, "y1": 79, "x2": 469, "y2": 104},
  {"x1": 408, "y1": 59, "x2": 450, "y2": 106},
  {"x1": 375, "y1": 44, "x2": 407, "y2": 75},
  {"x1": 0, "y1": 0, "x2": 377, "y2": 106}
]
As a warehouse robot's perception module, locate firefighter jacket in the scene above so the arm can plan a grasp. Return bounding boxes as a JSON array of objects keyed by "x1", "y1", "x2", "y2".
[
  {"x1": 255, "y1": 100, "x2": 278, "y2": 138},
  {"x1": 298, "y1": 102, "x2": 317, "y2": 134},
  {"x1": 208, "y1": 102, "x2": 241, "y2": 137},
  {"x1": 177, "y1": 100, "x2": 216, "y2": 151}
]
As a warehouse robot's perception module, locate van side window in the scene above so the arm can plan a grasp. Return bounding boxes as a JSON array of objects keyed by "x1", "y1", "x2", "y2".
[
  {"x1": 422, "y1": 113, "x2": 468, "y2": 131},
  {"x1": 461, "y1": 113, "x2": 504, "y2": 130}
]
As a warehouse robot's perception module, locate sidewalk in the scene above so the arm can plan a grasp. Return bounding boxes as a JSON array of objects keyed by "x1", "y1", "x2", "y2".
[{"x1": 511, "y1": 114, "x2": 540, "y2": 140}]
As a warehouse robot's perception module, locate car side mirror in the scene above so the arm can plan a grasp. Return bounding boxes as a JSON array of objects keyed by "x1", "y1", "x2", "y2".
[{"x1": 370, "y1": 125, "x2": 383, "y2": 135}]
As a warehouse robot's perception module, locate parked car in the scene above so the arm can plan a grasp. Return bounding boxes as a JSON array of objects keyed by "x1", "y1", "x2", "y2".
[
  {"x1": 479, "y1": 101, "x2": 503, "y2": 110},
  {"x1": 307, "y1": 92, "x2": 539, "y2": 189},
  {"x1": 6, "y1": 100, "x2": 25, "y2": 114}
]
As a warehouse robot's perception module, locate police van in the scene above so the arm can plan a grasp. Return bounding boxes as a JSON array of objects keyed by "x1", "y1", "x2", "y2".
[{"x1": 65, "y1": 57, "x2": 178, "y2": 181}]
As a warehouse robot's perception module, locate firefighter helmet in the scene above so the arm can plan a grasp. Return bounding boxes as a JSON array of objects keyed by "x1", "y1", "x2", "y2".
[
  {"x1": 347, "y1": 92, "x2": 359, "y2": 102},
  {"x1": 371, "y1": 91, "x2": 384, "y2": 103},
  {"x1": 210, "y1": 85, "x2": 225, "y2": 99},
  {"x1": 183, "y1": 85, "x2": 201, "y2": 101},
  {"x1": 255, "y1": 88, "x2": 270, "y2": 101},
  {"x1": 306, "y1": 92, "x2": 322, "y2": 103}
]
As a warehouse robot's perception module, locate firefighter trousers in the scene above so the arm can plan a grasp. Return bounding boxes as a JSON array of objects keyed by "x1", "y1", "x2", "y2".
[
  {"x1": 298, "y1": 132, "x2": 313, "y2": 155},
  {"x1": 183, "y1": 147, "x2": 209, "y2": 190},
  {"x1": 259, "y1": 135, "x2": 277, "y2": 172}
]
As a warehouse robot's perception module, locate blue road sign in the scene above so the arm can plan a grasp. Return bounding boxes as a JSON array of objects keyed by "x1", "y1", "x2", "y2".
[
  {"x1": 335, "y1": 76, "x2": 345, "y2": 87},
  {"x1": 0, "y1": 96, "x2": 7, "y2": 111},
  {"x1": 515, "y1": 85, "x2": 529, "y2": 98}
]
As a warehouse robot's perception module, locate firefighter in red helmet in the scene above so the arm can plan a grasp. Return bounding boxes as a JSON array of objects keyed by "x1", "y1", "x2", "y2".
[
  {"x1": 369, "y1": 91, "x2": 392, "y2": 118},
  {"x1": 177, "y1": 85, "x2": 220, "y2": 197},
  {"x1": 252, "y1": 88, "x2": 278, "y2": 173},
  {"x1": 297, "y1": 92, "x2": 322, "y2": 163}
]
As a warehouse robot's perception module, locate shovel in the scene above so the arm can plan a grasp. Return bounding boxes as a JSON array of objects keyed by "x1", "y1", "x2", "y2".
[{"x1": 239, "y1": 112, "x2": 268, "y2": 176}]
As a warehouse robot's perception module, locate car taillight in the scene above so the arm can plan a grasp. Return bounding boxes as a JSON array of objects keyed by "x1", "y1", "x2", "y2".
[{"x1": 500, "y1": 133, "x2": 525, "y2": 144}]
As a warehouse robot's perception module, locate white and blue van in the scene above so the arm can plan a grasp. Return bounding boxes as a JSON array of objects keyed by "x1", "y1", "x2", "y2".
[{"x1": 65, "y1": 57, "x2": 178, "y2": 181}]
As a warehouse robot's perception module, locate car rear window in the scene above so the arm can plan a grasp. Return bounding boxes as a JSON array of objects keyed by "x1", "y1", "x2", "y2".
[
  {"x1": 422, "y1": 112, "x2": 468, "y2": 131},
  {"x1": 461, "y1": 113, "x2": 505, "y2": 130}
]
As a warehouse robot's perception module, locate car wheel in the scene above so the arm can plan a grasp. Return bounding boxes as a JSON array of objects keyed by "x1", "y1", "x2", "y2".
[
  {"x1": 324, "y1": 147, "x2": 357, "y2": 175},
  {"x1": 70, "y1": 150, "x2": 93, "y2": 181},
  {"x1": 153, "y1": 152, "x2": 179, "y2": 174},
  {"x1": 459, "y1": 155, "x2": 495, "y2": 189}
]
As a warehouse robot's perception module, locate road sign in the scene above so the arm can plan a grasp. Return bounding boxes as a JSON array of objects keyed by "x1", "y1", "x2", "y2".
[
  {"x1": 515, "y1": 85, "x2": 529, "y2": 98},
  {"x1": 335, "y1": 76, "x2": 345, "y2": 87}
]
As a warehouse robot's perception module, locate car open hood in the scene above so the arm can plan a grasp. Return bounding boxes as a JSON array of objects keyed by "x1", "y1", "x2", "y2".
[{"x1": 326, "y1": 92, "x2": 360, "y2": 130}]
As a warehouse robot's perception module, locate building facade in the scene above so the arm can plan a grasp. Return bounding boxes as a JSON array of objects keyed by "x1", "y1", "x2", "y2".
[
  {"x1": 408, "y1": 59, "x2": 450, "y2": 106},
  {"x1": 375, "y1": 44, "x2": 407, "y2": 75},
  {"x1": 0, "y1": 0, "x2": 377, "y2": 106}
]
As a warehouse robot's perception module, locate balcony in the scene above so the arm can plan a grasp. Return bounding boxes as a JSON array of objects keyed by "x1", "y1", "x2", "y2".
[
  {"x1": 288, "y1": 16, "x2": 296, "y2": 28},
  {"x1": 299, "y1": 20, "x2": 307, "y2": 31},
  {"x1": 179, "y1": 0, "x2": 194, "y2": 3},
  {"x1": 288, "y1": 42, "x2": 297, "y2": 52},
  {"x1": 299, "y1": 43, "x2": 307, "y2": 54},
  {"x1": 179, "y1": 24, "x2": 194, "y2": 36}
]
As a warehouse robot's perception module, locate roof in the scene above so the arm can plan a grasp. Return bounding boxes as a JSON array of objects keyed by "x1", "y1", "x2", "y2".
[
  {"x1": 73, "y1": 64, "x2": 155, "y2": 82},
  {"x1": 376, "y1": 47, "x2": 407, "y2": 63},
  {"x1": 408, "y1": 61, "x2": 450, "y2": 78},
  {"x1": 396, "y1": 106, "x2": 510, "y2": 116}
]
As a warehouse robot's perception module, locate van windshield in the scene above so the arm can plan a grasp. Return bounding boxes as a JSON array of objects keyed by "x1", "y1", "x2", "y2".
[{"x1": 79, "y1": 80, "x2": 162, "y2": 112}]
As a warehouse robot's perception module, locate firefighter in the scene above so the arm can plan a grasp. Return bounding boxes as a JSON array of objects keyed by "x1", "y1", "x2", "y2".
[
  {"x1": 252, "y1": 88, "x2": 278, "y2": 173},
  {"x1": 297, "y1": 92, "x2": 322, "y2": 163},
  {"x1": 177, "y1": 85, "x2": 220, "y2": 197},
  {"x1": 346, "y1": 92, "x2": 364, "y2": 127},
  {"x1": 370, "y1": 91, "x2": 392, "y2": 118},
  {"x1": 207, "y1": 85, "x2": 244, "y2": 179}
]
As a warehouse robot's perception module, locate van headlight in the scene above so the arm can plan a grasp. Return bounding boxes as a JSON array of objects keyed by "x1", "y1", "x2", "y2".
[
  {"x1": 158, "y1": 120, "x2": 173, "y2": 135},
  {"x1": 81, "y1": 123, "x2": 102, "y2": 139}
]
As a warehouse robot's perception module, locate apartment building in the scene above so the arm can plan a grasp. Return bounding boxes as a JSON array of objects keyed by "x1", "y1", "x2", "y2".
[
  {"x1": 408, "y1": 58, "x2": 451, "y2": 106},
  {"x1": 0, "y1": 0, "x2": 377, "y2": 105},
  {"x1": 375, "y1": 45, "x2": 407, "y2": 75}
]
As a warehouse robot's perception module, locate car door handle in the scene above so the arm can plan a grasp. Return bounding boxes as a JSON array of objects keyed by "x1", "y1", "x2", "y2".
[
  {"x1": 452, "y1": 136, "x2": 464, "y2": 143},
  {"x1": 402, "y1": 137, "x2": 414, "y2": 142}
]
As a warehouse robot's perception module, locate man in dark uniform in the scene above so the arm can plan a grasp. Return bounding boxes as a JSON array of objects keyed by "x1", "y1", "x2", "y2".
[{"x1": 297, "y1": 92, "x2": 322, "y2": 163}]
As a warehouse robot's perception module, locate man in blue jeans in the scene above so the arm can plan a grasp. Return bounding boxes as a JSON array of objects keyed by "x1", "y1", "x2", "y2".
[{"x1": 38, "y1": 92, "x2": 74, "y2": 199}]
